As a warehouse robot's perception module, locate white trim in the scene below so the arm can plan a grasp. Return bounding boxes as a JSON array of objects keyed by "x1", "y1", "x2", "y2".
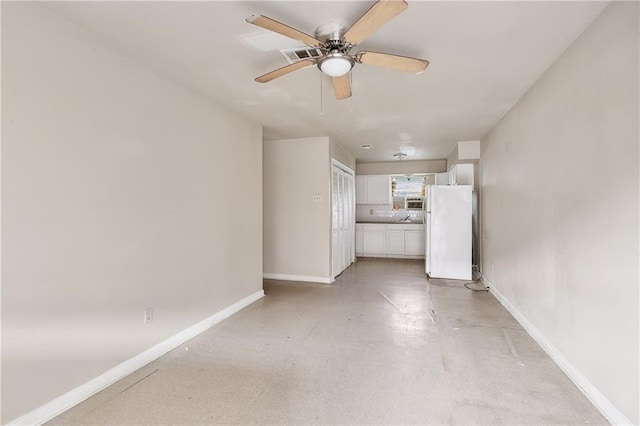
[
  {"x1": 483, "y1": 277, "x2": 632, "y2": 426},
  {"x1": 8, "y1": 290, "x2": 265, "y2": 426},
  {"x1": 358, "y1": 254, "x2": 425, "y2": 260},
  {"x1": 263, "y1": 272, "x2": 334, "y2": 284},
  {"x1": 330, "y1": 157, "x2": 355, "y2": 175}
]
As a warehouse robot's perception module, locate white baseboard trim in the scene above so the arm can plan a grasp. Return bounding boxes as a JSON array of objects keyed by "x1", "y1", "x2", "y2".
[
  {"x1": 8, "y1": 289, "x2": 265, "y2": 426},
  {"x1": 356, "y1": 254, "x2": 425, "y2": 260},
  {"x1": 483, "y1": 277, "x2": 631, "y2": 426},
  {"x1": 263, "y1": 272, "x2": 334, "y2": 284}
]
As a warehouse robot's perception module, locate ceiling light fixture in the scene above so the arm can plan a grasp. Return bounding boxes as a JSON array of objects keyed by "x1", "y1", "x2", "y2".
[
  {"x1": 361, "y1": 144, "x2": 372, "y2": 149},
  {"x1": 317, "y1": 51, "x2": 354, "y2": 77},
  {"x1": 394, "y1": 152, "x2": 407, "y2": 161}
]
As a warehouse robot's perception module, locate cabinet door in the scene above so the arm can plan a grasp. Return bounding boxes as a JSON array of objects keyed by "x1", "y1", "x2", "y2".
[
  {"x1": 448, "y1": 166, "x2": 456, "y2": 185},
  {"x1": 366, "y1": 175, "x2": 391, "y2": 204},
  {"x1": 362, "y1": 229, "x2": 386, "y2": 255},
  {"x1": 436, "y1": 172, "x2": 449, "y2": 186},
  {"x1": 405, "y1": 230, "x2": 424, "y2": 255},
  {"x1": 455, "y1": 164, "x2": 474, "y2": 186},
  {"x1": 355, "y1": 228, "x2": 363, "y2": 256},
  {"x1": 355, "y1": 175, "x2": 367, "y2": 204},
  {"x1": 386, "y1": 230, "x2": 405, "y2": 254}
]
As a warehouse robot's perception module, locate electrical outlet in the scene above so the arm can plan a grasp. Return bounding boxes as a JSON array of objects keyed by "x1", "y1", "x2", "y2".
[
  {"x1": 144, "y1": 307, "x2": 153, "y2": 324},
  {"x1": 369, "y1": 209, "x2": 374, "y2": 215}
]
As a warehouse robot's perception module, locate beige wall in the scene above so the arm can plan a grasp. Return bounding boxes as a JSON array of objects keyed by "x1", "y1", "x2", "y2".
[
  {"x1": 457, "y1": 141, "x2": 480, "y2": 161},
  {"x1": 263, "y1": 137, "x2": 332, "y2": 280},
  {"x1": 480, "y1": 2, "x2": 638, "y2": 423},
  {"x1": 1, "y1": 3, "x2": 263, "y2": 422},
  {"x1": 356, "y1": 160, "x2": 446, "y2": 175},
  {"x1": 330, "y1": 140, "x2": 356, "y2": 172},
  {"x1": 446, "y1": 146, "x2": 459, "y2": 171}
]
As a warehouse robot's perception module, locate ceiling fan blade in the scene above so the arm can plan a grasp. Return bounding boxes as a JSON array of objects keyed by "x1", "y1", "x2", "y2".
[
  {"x1": 343, "y1": 0, "x2": 408, "y2": 45},
  {"x1": 246, "y1": 14, "x2": 322, "y2": 47},
  {"x1": 332, "y1": 75, "x2": 352, "y2": 100},
  {"x1": 358, "y1": 51, "x2": 429, "y2": 73},
  {"x1": 255, "y1": 59, "x2": 316, "y2": 83}
]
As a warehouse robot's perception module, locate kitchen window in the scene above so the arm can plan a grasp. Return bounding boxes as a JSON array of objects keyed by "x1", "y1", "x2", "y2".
[{"x1": 391, "y1": 176, "x2": 426, "y2": 198}]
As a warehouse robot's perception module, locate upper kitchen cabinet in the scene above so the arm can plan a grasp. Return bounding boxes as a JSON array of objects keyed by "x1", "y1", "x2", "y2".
[
  {"x1": 448, "y1": 164, "x2": 474, "y2": 186},
  {"x1": 435, "y1": 172, "x2": 449, "y2": 185},
  {"x1": 356, "y1": 175, "x2": 367, "y2": 204},
  {"x1": 355, "y1": 175, "x2": 391, "y2": 205}
]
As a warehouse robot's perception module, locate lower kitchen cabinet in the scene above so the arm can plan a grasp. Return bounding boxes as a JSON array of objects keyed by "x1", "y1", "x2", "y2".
[
  {"x1": 362, "y1": 225, "x2": 386, "y2": 256},
  {"x1": 405, "y1": 230, "x2": 424, "y2": 255},
  {"x1": 386, "y1": 230, "x2": 405, "y2": 254},
  {"x1": 357, "y1": 223, "x2": 424, "y2": 259}
]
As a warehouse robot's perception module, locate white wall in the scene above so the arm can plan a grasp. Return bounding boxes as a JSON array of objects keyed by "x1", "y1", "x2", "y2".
[
  {"x1": 1, "y1": 3, "x2": 263, "y2": 422},
  {"x1": 480, "y1": 2, "x2": 638, "y2": 423},
  {"x1": 263, "y1": 137, "x2": 332, "y2": 281}
]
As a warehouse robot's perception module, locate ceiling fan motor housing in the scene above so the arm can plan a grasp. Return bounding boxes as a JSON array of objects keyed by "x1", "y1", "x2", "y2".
[{"x1": 314, "y1": 21, "x2": 348, "y2": 46}]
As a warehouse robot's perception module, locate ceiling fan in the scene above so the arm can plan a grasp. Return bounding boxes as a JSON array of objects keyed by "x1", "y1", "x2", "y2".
[{"x1": 246, "y1": 0, "x2": 429, "y2": 100}]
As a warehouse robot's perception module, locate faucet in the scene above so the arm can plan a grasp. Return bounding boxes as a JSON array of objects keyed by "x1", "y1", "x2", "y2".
[{"x1": 403, "y1": 215, "x2": 411, "y2": 222}]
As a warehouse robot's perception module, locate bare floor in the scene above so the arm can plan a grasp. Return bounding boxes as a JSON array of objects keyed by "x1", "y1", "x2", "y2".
[{"x1": 49, "y1": 258, "x2": 607, "y2": 425}]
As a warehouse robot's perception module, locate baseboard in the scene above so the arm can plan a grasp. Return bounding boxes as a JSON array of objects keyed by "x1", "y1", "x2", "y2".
[
  {"x1": 263, "y1": 272, "x2": 334, "y2": 284},
  {"x1": 8, "y1": 289, "x2": 265, "y2": 426},
  {"x1": 356, "y1": 254, "x2": 425, "y2": 260},
  {"x1": 483, "y1": 277, "x2": 631, "y2": 425}
]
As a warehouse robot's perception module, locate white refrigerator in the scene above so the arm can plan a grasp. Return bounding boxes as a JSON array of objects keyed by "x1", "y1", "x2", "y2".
[{"x1": 425, "y1": 185, "x2": 472, "y2": 280}]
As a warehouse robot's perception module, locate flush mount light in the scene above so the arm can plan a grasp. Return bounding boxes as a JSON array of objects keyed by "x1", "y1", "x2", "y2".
[
  {"x1": 394, "y1": 152, "x2": 407, "y2": 160},
  {"x1": 361, "y1": 144, "x2": 372, "y2": 149},
  {"x1": 317, "y1": 51, "x2": 355, "y2": 77}
]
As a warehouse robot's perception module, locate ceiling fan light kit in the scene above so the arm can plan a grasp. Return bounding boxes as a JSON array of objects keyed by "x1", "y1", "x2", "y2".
[
  {"x1": 318, "y1": 52, "x2": 354, "y2": 77},
  {"x1": 394, "y1": 152, "x2": 407, "y2": 160},
  {"x1": 246, "y1": 0, "x2": 429, "y2": 100}
]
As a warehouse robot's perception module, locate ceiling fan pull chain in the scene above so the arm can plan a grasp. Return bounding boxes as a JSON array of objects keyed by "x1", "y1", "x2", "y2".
[{"x1": 349, "y1": 70, "x2": 355, "y2": 112}]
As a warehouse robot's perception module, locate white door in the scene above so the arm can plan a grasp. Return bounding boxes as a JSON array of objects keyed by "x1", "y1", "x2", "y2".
[{"x1": 332, "y1": 163, "x2": 355, "y2": 278}]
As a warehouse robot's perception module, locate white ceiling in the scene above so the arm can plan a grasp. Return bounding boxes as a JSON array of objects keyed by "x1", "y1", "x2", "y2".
[{"x1": 41, "y1": 1, "x2": 608, "y2": 163}]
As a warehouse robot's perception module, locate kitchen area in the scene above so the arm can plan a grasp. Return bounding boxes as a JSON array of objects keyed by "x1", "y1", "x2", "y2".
[{"x1": 355, "y1": 163, "x2": 475, "y2": 280}]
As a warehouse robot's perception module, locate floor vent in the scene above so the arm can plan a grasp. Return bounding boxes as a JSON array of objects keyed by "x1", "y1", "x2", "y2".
[{"x1": 280, "y1": 47, "x2": 323, "y2": 64}]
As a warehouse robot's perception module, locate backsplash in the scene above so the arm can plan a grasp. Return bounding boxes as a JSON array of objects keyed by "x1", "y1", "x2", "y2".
[{"x1": 356, "y1": 205, "x2": 424, "y2": 223}]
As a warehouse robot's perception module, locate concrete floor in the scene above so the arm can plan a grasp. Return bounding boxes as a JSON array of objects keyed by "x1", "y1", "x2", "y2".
[{"x1": 49, "y1": 258, "x2": 607, "y2": 425}]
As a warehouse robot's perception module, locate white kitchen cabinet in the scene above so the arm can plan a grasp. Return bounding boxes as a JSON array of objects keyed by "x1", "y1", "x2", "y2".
[
  {"x1": 405, "y1": 230, "x2": 424, "y2": 255},
  {"x1": 357, "y1": 223, "x2": 424, "y2": 258},
  {"x1": 355, "y1": 225, "x2": 363, "y2": 256},
  {"x1": 448, "y1": 164, "x2": 474, "y2": 186},
  {"x1": 355, "y1": 175, "x2": 367, "y2": 204},
  {"x1": 355, "y1": 175, "x2": 391, "y2": 204},
  {"x1": 435, "y1": 172, "x2": 449, "y2": 185},
  {"x1": 386, "y1": 230, "x2": 405, "y2": 254},
  {"x1": 362, "y1": 224, "x2": 386, "y2": 256},
  {"x1": 367, "y1": 175, "x2": 391, "y2": 204}
]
